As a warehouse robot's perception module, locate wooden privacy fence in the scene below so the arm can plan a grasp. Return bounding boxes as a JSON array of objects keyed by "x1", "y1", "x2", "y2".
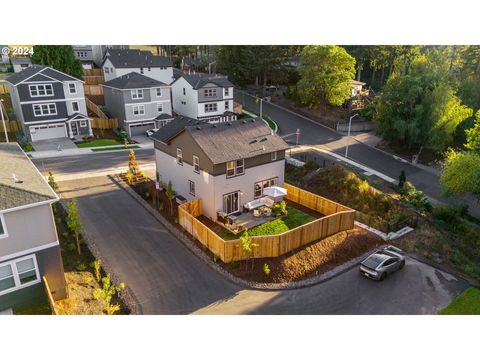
[
  {"x1": 43, "y1": 276, "x2": 58, "y2": 315},
  {"x1": 85, "y1": 96, "x2": 108, "y2": 119},
  {"x1": 91, "y1": 117, "x2": 118, "y2": 129},
  {"x1": 83, "y1": 68, "x2": 103, "y2": 77},
  {"x1": 0, "y1": 82, "x2": 9, "y2": 94},
  {"x1": 84, "y1": 76, "x2": 105, "y2": 85},
  {"x1": 178, "y1": 184, "x2": 355, "y2": 263},
  {"x1": 0, "y1": 119, "x2": 20, "y2": 132},
  {"x1": 84, "y1": 84, "x2": 104, "y2": 96}
]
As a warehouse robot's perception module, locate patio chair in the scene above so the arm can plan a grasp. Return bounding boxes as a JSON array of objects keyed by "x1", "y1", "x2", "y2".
[
  {"x1": 253, "y1": 209, "x2": 260, "y2": 217},
  {"x1": 263, "y1": 208, "x2": 272, "y2": 216}
]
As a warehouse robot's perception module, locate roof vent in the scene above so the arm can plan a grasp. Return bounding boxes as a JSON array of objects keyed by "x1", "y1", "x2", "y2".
[
  {"x1": 213, "y1": 124, "x2": 217, "y2": 128},
  {"x1": 260, "y1": 137, "x2": 267, "y2": 142},
  {"x1": 196, "y1": 126, "x2": 201, "y2": 130},
  {"x1": 262, "y1": 145, "x2": 266, "y2": 151},
  {"x1": 250, "y1": 119, "x2": 255, "y2": 122},
  {"x1": 12, "y1": 173, "x2": 23, "y2": 184},
  {"x1": 227, "y1": 122, "x2": 232, "y2": 126},
  {"x1": 242, "y1": 120, "x2": 246, "y2": 124},
  {"x1": 250, "y1": 139, "x2": 258, "y2": 144}
]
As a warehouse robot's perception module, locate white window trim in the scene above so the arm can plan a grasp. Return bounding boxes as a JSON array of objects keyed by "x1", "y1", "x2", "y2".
[
  {"x1": 132, "y1": 105, "x2": 145, "y2": 116},
  {"x1": 156, "y1": 88, "x2": 162, "y2": 97},
  {"x1": 0, "y1": 254, "x2": 41, "y2": 297},
  {"x1": 71, "y1": 101, "x2": 79, "y2": 113},
  {"x1": 33, "y1": 103, "x2": 57, "y2": 117},
  {"x1": 131, "y1": 89, "x2": 144, "y2": 100},
  {"x1": 193, "y1": 155, "x2": 199, "y2": 173},
  {"x1": 177, "y1": 148, "x2": 183, "y2": 165},
  {"x1": 80, "y1": 120, "x2": 87, "y2": 127},
  {"x1": 271, "y1": 151, "x2": 277, "y2": 161},
  {"x1": 157, "y1": 103, "x2": 163, "y2": 113},
  {"x1": 226, "y1": 159, "x2": 244, "y2": 178},
  {"x1": 204, "y1": 103, "x2": 218, "y2": 113},
  {"x1": 189, "y1": 180, "x2": 195, "y2": 196},
  {"x1": 29, "y1": 84, "x2": 54, "y2": 98},
  {"x1": 0, "y1": 213, "x2": 8, "y2": 239},
  {"x1": 68, "y1": 83, "x2": 77, "y2": 94}
]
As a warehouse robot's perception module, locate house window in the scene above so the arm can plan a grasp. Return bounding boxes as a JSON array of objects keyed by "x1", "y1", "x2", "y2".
[
  {"x1": 0, "y1": 213, "x2": 7, "y2": 239},
  {"x1": 204, "y1": 103, "x2": 217, "y2": 113},
  {"x1": 183, "y1": 88, "x2": 186, "y2": 95},
  {"x1": 223, "y1": 191, "x2": 240, "y2": 215},
  {"x1": 131, "y1": 89, "x2": 143, "y2": 100},
  {"x1": 225, "y1": 101, "x2": 229, "y2": 110},
  {"x1": 69, "y1": 83, "x2": 77, "y2": 94},
  {"x1": 29, "y1": 84, "x2": 54, "y2": 97},
  {"x1": 189, "y1": 180, "x2": 195, "y2": 196},
  {"x1": 181, "y1": 101, "x2": 186, "y2": 105},
  {"x1": 271, "y1": 151, "x2": 277, "y2": 161},
  {"x1": 226, "y1": 159, "x2": 244, "y2": 178},
  {"x1": 133, "y1": 105, "x2": 145, "y2": 116},
  {"x1": 80, "y1": 120, "x2": 87, "y2": 127},
  {"x1": 157, "y1": 103, "x2": 163, "y2": 113},
  {"x1": 72, "y1": 101, "x2": 79, "y2": 112},
  {"x1": 104, "y1": 67, "x2": 110, "y2": 74},
  {"x1": 156, "y1": 88, "x2": 162, "y2": 97},
  {"x1": 254, "y1": 178, "x2": 278, "y2": 198},
  {"x1": 140, "y1": 67, "x2": 144, "y2": 74},
  {"x1": 177, "y1": 148, "x2": 183, "y2": 165},
  {"x1": 225, "y1": 88, "x2": 229, "y2": 96},
  {"x1": 33, "y1": 103, "x2": 57, "y2": 117},
  {"x1": 148, "y1": 67, "x2": 151, "y2": 71},
  {"x1": 193, "y1": 155, "x2": 199, "y2": 173},
  {"x1": 0, "y1": 255, "x2": 40, "y2": 296},
  {"x1": 204, "y1": 89, "x2": 217, "y2": 97}
]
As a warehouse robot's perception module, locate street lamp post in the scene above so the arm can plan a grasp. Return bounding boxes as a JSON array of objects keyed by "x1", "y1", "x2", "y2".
[
  {"x1": 0, "y1": 99, "x2": 7, "y2": 143},
  {"x1": 259, "y1": 97, "x2": 263, "y2": 119},
  {"x1": 345, "y1": 113, "x2": 359, "y2": 158}
]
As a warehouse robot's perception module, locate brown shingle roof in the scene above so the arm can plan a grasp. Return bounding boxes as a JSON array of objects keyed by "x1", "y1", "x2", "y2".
[{"x1": 0, "y1": 143, "x2": 58, "y2": 211}]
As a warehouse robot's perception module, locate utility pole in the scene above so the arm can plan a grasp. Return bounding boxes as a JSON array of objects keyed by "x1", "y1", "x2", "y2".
[
  {"x1": 0, "y1": 99, "x2": 8, "y2": 143},
  {"x1": 259, "y1": 97, "x2": 263, "y2": 119}
]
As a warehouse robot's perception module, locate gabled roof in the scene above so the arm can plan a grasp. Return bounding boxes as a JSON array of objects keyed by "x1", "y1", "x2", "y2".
[
  {"x1": 103, "y1": 72, "x2": 168, "y2": 89},
  {"x1": 10, "y1": 57, "x2": 32, "y2": 65},
  {"x1": 66, "y1": 113, "x2": 90, "y2": 122},
  {"x1": 152, "y1": 116, "x2": 289, "y2": 164},
  {"x1": 103, "y1": 49, "x2": 172, "y2": 68},
  {"x1": 6, "y1": 64, "x2": 81, "y2": 86},
  {"x1": 0, "y1": 143, "x2": 58, "y2": 211},
  {"x1": 175, "y1": 73, "x2": 234, "y2": 89}
]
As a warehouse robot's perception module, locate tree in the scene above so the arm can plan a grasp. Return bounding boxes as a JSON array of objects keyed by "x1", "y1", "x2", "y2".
[
  {"x1": 93, "y1": 275, "x2": 125, "y2": 315},
  {"x1": 398, "y1": 170, "x2": 406, "y2": 189},
  {"x1": 465, "y1": 110, "x2": 480, "y2": 154},
  {"x1": 294, "y1": 45, "x2": 356, "y2": 108},
  {"x1": 239, "y1": 230, "x2": 258, "y2": 271},
  {"x1": 165, "y1": 181, "x2": 175, "y2": 217},
  {"x1": 374, "y1": 52, "x2": 472, "y2": 156},
  {"x1": 31, "y1": 46, "x2": 83, "y2": 79},
  {"x1": 47, "y1": 172, "x2": 58, "y2": 192},
  {"x1": 440, "y1": 149, "x2": 480, "y2": 201},
  {"x1": 67, "y1": 199, "x2": 83, "y2": 255}
]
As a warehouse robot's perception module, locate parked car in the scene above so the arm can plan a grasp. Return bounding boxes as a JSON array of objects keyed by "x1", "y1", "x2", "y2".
[
  {"x1": 360, "y1": 246, "x2": 406, "y2": 281},
  {"x1": 146, "y1": 128, "x2": 159, "y2": 137}
]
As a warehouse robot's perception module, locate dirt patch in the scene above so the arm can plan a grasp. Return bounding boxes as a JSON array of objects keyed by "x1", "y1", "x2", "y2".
[
  {"x1": 223, "y1": 227, "x2": 384, "y2": 283},
  {"x1": 92, "y1": 128, "x2": 120, "y2": 140},
  {"x1": 55, "y1": 272, "x2": 104, "y2": 315}
]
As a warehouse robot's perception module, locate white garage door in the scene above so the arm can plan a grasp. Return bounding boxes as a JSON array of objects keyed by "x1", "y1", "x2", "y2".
[
  {"x1": 129, "y1": 122, "x2": 155, "y2": 136},
  {"x1": 30, "y1": 123, "x2": 67, "y2": 142}
]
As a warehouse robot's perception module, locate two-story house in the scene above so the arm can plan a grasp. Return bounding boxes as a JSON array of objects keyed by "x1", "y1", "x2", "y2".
[
  {"x1": 6, "y1": 65, "x2": 92, "y2": 142},
  {"x1": 103, "y1": 72, "x2": 173, "y2": 136},
  {"x1": 152, "y1": 117, "x2": 289, "y2": 220},
  {"x1": 171, "y1": 73, "x2": 237, "y2": 123},
  {"x1": 102, "y1": 49, "x2": 174, "y2": 85},
  {"x1": 0, "y1": 143, "x2": 67, "y2": 312},
  {"x1": 72, "y1": 45, "x2": 95, "y2": 69}
]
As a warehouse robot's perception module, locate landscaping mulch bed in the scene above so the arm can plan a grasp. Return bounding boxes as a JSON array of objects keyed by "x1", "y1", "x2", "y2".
[
  {"x1": 92, "y1": 128, "x2": 121, "y2": 140},
  {"x1": 220, "y1": 227, "x2": 384, "y2": 283},
  {"x1": 53, "y1": 203, "x2": 129, "y2": 315}
]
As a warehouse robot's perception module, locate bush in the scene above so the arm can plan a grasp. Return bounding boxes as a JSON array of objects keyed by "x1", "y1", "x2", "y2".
[
  {"x1": 67, "y1": 243, "x2": 77, "y2": 252},
  {"x1": 432, "y1": 205, "x2": 461, "y2": 225},
  {"x1": 400, "y1": 182, "x2": 432, "y2": 213},
  {"x1": 76, "y1": 263, "x2": 87, "y2": 271}
]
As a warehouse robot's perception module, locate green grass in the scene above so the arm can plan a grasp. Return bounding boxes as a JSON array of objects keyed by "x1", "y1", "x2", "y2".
[
  {"x1": 91, "y1": 145, "x2": 139, "y2": 152},
  {"x1": 218, "y1": 207, "x2": 314, "y2": 240},
  {"x1": 439, "y1": 287, "x2": 480, "y2": 315},
  {"x1": 244, "y1": 108, "x2": 278, "y2": 132},
  {"x1": 76, "y1": 139, "x2": 120, "y2": 148}
]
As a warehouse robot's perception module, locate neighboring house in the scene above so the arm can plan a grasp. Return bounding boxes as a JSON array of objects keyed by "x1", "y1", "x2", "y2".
[
  {"x1": 284, "y1": 55, "x2": 300, "y2": 68},
  {"x1": 350, "y1": 80, "x2": 366, "y2": 97},
  {"x1": 0, "y1": 45, "x2": 11, "y2": 72},
  {"x1": 0, "y1": 143, "x2": 67, "y2": 311},
  {"x1": 10, "y1": 57, "x2": 32, "y2": 73},
  {"x1": 102, "y1": 49, "x2": 174, "y2": 84},
  {"x1": 6, "y1": 65, "x2": 92, "y2": 142},
  {"x1": 103, "y1": 72, "x2": 173, "y2": 136},
  {"x1": 171, "y1": 73, "x2": 236, "y2": 123},
  {"x1": 152, "y1": 117, "x2": 289, "y2": 220},
  {"x1": 91, "y1": 45, "x2": 129, "y2": 67},
  {"x1": 72, "y1": 45, "x2": 94, "y2": 69}
]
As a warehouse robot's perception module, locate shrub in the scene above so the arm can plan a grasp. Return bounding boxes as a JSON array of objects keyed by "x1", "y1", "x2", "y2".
[
  {"x1": 67, "y1": 243, "x2": 76, "y2": 252},
  {"x1": 62, "y1": 231, "x2": 69, "y2": 240},
  {"x1": 76, "y1": 263, "x2": 87, "y2": 271},
  {"x1": 401, "y1": 182, "x2": 432, "y2": 213},
  {"x1": 263, "y1": 263, "x2": 271, "y2": 276},
  {"x1": 432, "y1": 205, "x2": 461, "y2": 226},
  {"x1": 90, "y1": 259, "x2": 102, "y2": 282}
]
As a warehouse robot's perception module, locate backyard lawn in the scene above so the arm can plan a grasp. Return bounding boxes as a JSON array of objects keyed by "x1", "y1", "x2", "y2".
[
  {"x1": 219, "y1": 207, "x2": 314, "y2": 240},
  {"x1": 76, "y1": 138, "x2": 120, "y2": 148},
  {"x1": 439, "y1": 287, "x2": 480, "y2": 315}
]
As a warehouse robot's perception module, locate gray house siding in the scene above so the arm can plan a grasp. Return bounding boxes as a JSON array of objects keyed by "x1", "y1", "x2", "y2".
[
  {"x1": 21, "y1": 101, "x2": 69, "y2": 123},
  {"x1": 123, "y1": 88, "x2": 152, "y2": 104},
  {"x1": 0, "y1": 245, "x2": 67, "y2": 311},
  {"x1": 103, "y1": 87, "x2": 127, "y2": 129},
  {"x1": 17, "y1": 82, "x2": 65, "y2": 102},
  {"x1": 197, "y1": 84, "x2": 224, "y2": 103}
]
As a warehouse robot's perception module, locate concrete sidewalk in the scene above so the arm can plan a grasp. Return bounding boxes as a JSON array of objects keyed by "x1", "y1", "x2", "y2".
[{"x1": 27, "y1": 140, "x2": 153, "y2": 159}]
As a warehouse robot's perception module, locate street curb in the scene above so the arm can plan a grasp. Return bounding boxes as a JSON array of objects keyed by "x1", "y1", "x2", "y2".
[
  {"x1": 112, "y1": 174, "x2": 380, "y2": 291},
  {"x1": 58, "y1": 199, "x2": 142, "y2": 315}
]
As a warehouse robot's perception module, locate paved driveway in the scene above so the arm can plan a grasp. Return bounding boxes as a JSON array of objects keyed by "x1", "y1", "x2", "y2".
[
  {"x1": 32, "y1": 138, "x2": 77, "y2": 151},
  {"x1": 57, "y1": 175, "x2": 469, "y2": 315}
]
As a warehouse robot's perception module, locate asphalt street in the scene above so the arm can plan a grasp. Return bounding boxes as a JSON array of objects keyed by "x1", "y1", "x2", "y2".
[{"x1": 56, "y1": 175, "x2": 469, "y2": 314}]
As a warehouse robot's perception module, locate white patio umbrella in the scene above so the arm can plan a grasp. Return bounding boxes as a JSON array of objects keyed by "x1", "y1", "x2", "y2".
[{"x1": 263, "y1": 186, "x2": 287, "y2": 200}]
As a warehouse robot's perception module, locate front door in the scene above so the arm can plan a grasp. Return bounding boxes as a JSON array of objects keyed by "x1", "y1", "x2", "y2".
[
  {"x1": 223, "y1": 191, "x2": 240, "y2": 215},
  {"x1": 71, "y1": 122, "x2": 78, "y2": 137}
]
